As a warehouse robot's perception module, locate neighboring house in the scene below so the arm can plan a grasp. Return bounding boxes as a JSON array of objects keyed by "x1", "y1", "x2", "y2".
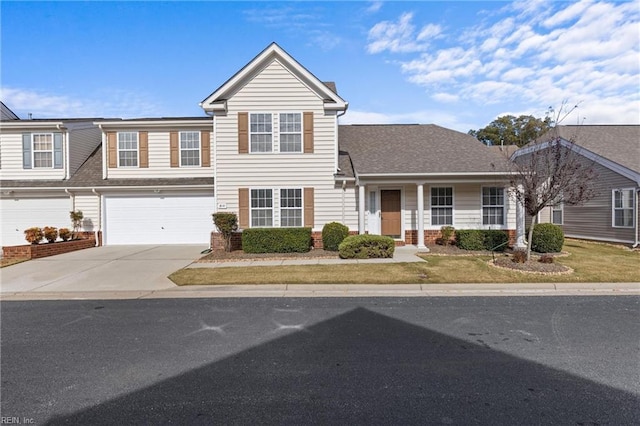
[
  {"x1": 1, "y1": 43, "x2": 519, "y2": 249},
  {"x1": 1, "y1": 102, "x2": 19, "y2": 121},
  {"x1": 513, "y1": 125, "x2": 640, "y2": 246},
  {"x1": 0, "y1": 118, "x2": 102, "y2": 247}
]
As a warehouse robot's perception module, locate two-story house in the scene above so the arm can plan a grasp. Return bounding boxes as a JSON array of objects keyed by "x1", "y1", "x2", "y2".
[{"x1": 1, "y1": 43, "x2": 520, "y2": 250}]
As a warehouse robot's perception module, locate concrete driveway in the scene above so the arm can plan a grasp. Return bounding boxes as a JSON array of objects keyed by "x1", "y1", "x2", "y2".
[{"x1": 0, "y1": 245, "x2": 207, "y2": 294}]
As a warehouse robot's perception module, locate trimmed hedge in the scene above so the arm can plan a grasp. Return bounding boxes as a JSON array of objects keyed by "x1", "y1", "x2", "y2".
[
  {"x1": 531, "y1": 223, "x2": 564, "y2": 253},
  {"x1": 322, "y1": 222, "x2": 350, "y2": 251},
  {"x1": 338, "y1": 235, "x2": 395, "y2": 259},
  {"x1": 455, "y1": 229, "x2": 509, "y2": 252},
  {"x1": 242, "y1": 228, "x2": 312, "y2": 253}
]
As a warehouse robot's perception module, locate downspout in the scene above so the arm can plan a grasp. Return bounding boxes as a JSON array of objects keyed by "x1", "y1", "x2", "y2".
[
  {"x1": 65, "y1": 188, "x2": 75, "y2": 211},
  {"x1": 98, "y1": 124, "x2": 107, "y2": 179},
  {"x1": 634, "y1": 187, "x2": 640, "y2": 248},
  {"x1": 57, "y1": 124, "x2": 70, "y2": 180},
  {"x1": 341, "y1": 179, "x2": 346, "y2": 224},
  {"x1": 204, "y1": 109, "x2": 216, "y2": 253},
  {"x1": 92, "y1": 188, "x2": 102, "y2": 247},
  {"x1": 335, "y1": 104, "x2": 349, "y2": 172}
]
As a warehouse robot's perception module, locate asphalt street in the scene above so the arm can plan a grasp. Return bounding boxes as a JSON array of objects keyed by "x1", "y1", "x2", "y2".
[{"x1": 1, "y1": 296, "x2": 638, "y2": 425}]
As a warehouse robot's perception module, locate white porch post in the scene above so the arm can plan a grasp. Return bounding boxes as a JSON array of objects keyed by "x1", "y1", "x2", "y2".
[
  {"x1": 417, "y1": 183, "x2": 428, "y2": 251},
  {"x1": 358, "y1": 183, "x2": 366, "y2": 235},
  {"x1": 515, "y1": 185, "x2": 527, "y2": 249}
]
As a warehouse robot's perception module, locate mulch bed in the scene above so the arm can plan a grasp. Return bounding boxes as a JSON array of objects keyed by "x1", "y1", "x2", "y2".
[{"x1": 490, "y1": 257, "x2": 572, "y2": 275}]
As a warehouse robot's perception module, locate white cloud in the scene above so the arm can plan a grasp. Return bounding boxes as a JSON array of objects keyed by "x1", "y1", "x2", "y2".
[
  {"x1": 366, "y1": 1, "x2": 383, "y2": 14},
  {"x1": 367, "y1": 12, "x2": 441, "y2": 54},
  {"x1": 1, "y1": 87, "x2": 163, "y2": 119},
  {"x1": 366, "y1": 0, "x2": 640, "y2": 125}
]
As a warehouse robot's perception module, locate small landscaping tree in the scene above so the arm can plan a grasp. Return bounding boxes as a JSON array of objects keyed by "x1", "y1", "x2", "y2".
[
  {"x1": 509, "y1": 102, "x2": 596, "y2": 260},
  {"x1": 70, "y1": 210, "x2": 84, "y2": 239},
  {"x1": 212, "y1": 212, "x2": 239, "y2": 252}
]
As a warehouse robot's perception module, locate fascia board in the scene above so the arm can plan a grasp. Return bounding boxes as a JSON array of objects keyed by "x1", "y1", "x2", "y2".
[
  {"x1": 0, "y1": 122, "x2": 65, "y2": 130},
  {"x1": 93, "y1": 120, "x2": 211, "y2": 129}
]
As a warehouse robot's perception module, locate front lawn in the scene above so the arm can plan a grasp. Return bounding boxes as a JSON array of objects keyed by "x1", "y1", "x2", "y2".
[{"x1": 168, "y1": 240, "x2": 640, "y2": 285}]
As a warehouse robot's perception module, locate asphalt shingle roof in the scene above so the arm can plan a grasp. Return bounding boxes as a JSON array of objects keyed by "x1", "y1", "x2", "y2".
[
  {"x1": 552, "y1": 125, "x2": 640, "y2": 173},
  {"x1": 338, "y1": 124, "x2": 511, "y2": 176}
]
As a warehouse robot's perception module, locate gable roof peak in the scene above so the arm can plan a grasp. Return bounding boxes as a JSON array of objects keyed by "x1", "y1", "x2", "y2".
[{"x1": 200, "y1": 43, "x2": 347, "y2": 113}]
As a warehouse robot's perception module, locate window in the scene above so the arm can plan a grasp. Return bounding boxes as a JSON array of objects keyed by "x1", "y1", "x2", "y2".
[
  {"x1": 552, "y1": 203, "x2": 563, "y2": 225},
  {"x1": 250, "y1": 113, "x2": 272, "y2": 152},
  {"x1": 251, "y1": 189, "x2": 273, "y2": 227},
  {"x1": 32, "y1": 133, "x2": 53, "y2": 168},
  {"x1": 280, "y1": 189, "x2": 302, "y2": 227},
  {"x1": 482, "y1": 187, "x2": 505, "y2": 225},
  {"x1": 180, "y1": 131, "x2": 200, "y2": 166},
  {"x1": 118, "y1": 132, "x2": 138, "y2": 167},
  {"x1": 613, "y1": 189, "x2": 635, "y2": 228},
  {"x1": 431, "y1": 187, "x2": 453, "y2": 225},
  {"x1": 279, "y1": 113, "x2": 302, "y2": 152}
]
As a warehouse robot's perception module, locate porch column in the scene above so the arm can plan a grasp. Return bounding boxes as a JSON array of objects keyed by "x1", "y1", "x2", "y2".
[
  {"x1": 358, "y1": 183, "x2": 365, "y2": 235},
  {"x1": 417, "y1": 183, "x2": 428, "y2": 251},
  {"x1": 515, "y1": 185, "x2": 527, "y2": 248}
]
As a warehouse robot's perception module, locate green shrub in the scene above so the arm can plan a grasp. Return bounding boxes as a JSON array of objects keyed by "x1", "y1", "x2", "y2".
[
  {"x1": 455, "y1": 229, "x2": 510, "y2": 251},
  {"x1": 439, "y1": 226, "x2": 455, "y2": 246},
  {"x1": 531, "y1": 223, "x2": 564, "y2": 253},
  {"x1": 338, "y1": 235, "x2": 395, "y2": 259},
  {"x1": 484, "y1": 230, "x2": 509, "y2": 252},
  {"x1": 455, "y1": 230, "x2": 485, "y2": 251},
  {"x1": 242, "y1": 228, "x2": 312, "y2": 253},
  {"x1": 322, "y1": 222, "x2": 350, "y2": 251}
]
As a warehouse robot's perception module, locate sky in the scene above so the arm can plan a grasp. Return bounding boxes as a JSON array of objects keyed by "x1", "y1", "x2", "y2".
[{"x1": 1, "y1": 0, "x2": 639, "y2": 133}]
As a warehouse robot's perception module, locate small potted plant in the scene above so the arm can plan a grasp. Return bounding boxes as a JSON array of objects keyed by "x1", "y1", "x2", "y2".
[
  {"x1": 59, "y1": 228, "x2": 72, "y2": 242},
  {"x1": 43, "y1": 226, "x2": 59, "y2": 243},
  {"x1": 24, "y1": 227, "x2": 44, "y2": 245}
]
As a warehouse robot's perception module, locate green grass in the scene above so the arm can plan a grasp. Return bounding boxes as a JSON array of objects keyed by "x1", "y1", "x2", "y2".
[{"x1": 168, "y1": 240, "x2": 640, "y2": 285}]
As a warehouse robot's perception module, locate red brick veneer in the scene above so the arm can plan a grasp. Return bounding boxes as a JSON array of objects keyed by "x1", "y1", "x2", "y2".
[{"x1": 3, "y1": 236, "x2": 98, "y2": 260}]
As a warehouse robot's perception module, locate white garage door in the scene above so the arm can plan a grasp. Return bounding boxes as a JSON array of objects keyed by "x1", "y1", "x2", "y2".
[
  {"x1": 1, "y1": 198, "x2": 71, "y2": 247},
  {"x1": 104, "y1": 195, "x2": 215, "y2": 245}
]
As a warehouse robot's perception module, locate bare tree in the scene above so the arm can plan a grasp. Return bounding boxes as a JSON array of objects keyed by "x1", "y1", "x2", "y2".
[{"x1": 510, "y1": 103, "x2": 597, "y2": 260}]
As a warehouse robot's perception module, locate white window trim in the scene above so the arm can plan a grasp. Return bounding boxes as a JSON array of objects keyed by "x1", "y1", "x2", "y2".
[
  {"x1": 481, "y1": 186, "x2": 506, "y2": 227},
  {"x1": 612, "y1": 188, "x2": 635, "y2": 228},
  {"x1": 249, "y1": 112, "x2": 273, "y2": 154},
  {"x1": 278, "y1": 112, "x2": 303, "y2": 154},
  {"x1": 117, "y1": 131, "x2": 139, "y2": 168},
  {"x1": 429, "y1": 186, "x2": 455, "y2": 228},
  {"x1": 249, "y1": 188, "x2": 275, "y2": 228},
  {"x1": 552, "y1": 202, "x2": 564, "y2": 225},
  {"x1": 279, "y1": 187, "x2": 303, "y2": 227},
  {"x1": 32, "y1": 133, "x2": 54, "y2": 169},
  {"x1": 179, "y1": 131, "x2": 201, "y2": 167}
]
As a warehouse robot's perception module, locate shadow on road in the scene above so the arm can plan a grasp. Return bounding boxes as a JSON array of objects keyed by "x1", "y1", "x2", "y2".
[{"x1": 47, "y1": 307, "x2": 638, "y2": 424}]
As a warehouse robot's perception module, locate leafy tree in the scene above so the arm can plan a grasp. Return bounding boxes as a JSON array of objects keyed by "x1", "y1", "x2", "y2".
[
  {"x1": 509, "y1": 103, "x2": 596, "y2": 260},
  {"x1": 70, "y1": 210, "x2": 83, "y2": 239},
  {"x1": 469, "y1": 114, "x2": 553, "y2": 147}
]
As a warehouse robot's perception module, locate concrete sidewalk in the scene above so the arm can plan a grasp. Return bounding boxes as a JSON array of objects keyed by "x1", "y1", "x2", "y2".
[{"x1": 1, "y1": 282, "x2": 638, "y2": 301}]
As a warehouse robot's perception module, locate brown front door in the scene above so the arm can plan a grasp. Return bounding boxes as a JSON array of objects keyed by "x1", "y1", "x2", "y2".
[{"x1": 381, "y1": 190, "x2": 401, "y2": 238}]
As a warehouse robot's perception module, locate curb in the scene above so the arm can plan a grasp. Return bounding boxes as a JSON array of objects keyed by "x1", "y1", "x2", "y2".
[{"x1": 1, "y1": 283, "x2": 638, "y2": 301}]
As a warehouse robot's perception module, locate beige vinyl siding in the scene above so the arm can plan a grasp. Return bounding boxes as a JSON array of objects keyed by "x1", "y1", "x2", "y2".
[
  {"x1": 0, "y1": 131, "x2": 66, "y2": 180},
  {"x1": 562, "y1": 162, "x2": 637, "y2": 243},
  {"x1": 214, "y1": 59, "x2": 342, "y2": 231},
  {"x1": 405, "y1": 183, "x2": 517, "y2": 231},
  {"x1": 106, "y1": 130, "x2": 213, "y2": 178},
  {"x1": 73, "y1": 193, "x2": 100, "y2": 232},
  {"x1": 66, "y1": 122, "x2": 101, "y2": 176}
]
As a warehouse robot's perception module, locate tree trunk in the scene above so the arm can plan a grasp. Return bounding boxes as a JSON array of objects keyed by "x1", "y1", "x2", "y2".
[{"x1": 526, "y1": 214, "x2": 537, "y2": 261}]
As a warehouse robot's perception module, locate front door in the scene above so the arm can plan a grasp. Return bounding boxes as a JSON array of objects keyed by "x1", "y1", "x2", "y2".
[{"x1": 380, "y1": 190, "x2": 401, "y2": 238}]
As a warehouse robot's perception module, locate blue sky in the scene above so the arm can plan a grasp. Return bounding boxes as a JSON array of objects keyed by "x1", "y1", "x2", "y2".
[{"x1": 1, "y1": 1, "x2": 638, "y2": 132}]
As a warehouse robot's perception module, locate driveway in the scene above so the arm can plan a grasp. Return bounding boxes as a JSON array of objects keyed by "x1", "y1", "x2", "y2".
[{"x1": 0, "y1": 245, "x2": 207, "y2": 294}]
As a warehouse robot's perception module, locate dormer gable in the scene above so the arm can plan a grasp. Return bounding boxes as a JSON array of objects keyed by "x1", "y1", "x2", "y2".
[{"x1": 199, "y1": 42, "x2": 347, "y2": 114}]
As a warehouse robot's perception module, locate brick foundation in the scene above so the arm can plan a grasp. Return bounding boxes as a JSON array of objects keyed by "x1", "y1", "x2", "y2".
[
  {"x1": 405, "y1": 229, "x2": 517, "y2": 246},
  {"x1": 3, "y1": 236, "x2": 98, "y2": 260},
  {"x1": 210, "y1": 232, "x2": 243, "y2": 251}
]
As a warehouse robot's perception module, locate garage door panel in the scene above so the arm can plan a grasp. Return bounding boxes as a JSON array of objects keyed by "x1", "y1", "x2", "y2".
[
  {"x1": 1, "y1": 198, "x2": 71, "y2": 247},
  {"x1": 104, "y1": 195, "x2": 215, "y2": 245}
]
